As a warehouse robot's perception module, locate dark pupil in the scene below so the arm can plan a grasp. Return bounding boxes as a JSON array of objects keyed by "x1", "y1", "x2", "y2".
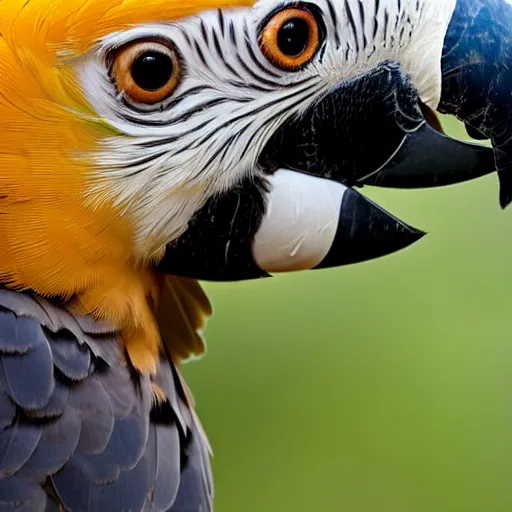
[
  {"x1": 276, "y1": 18, "x2": 310, "y2": 56},
  {"x1": 131, "y1": 50, "x2": 173, "y2": 91}
]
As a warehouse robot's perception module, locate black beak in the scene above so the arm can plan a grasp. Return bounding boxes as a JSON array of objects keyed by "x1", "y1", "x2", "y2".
[
  {"x1": 156, "y1": 172, "x2": 424, "y2": 282},
  {"x1": 259, "y1": 61, "x2": 494, "y2": 190},
  {"x1": 155, "y1": 61, "x2": 493, "y2": 282}
]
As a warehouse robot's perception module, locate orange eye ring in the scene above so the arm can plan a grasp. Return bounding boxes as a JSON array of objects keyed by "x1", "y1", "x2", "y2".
[
  {"x1": 260, "y1": 7, "x2": 320, "y2": 71},
  {"x1": 112, "y1": 40, "x2": 181, "y2": 105}
]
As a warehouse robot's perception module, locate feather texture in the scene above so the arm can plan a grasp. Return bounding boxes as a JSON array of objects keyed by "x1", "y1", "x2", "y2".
[
  {"x1": 0, "y1": 288, "x2": 213, "y2": 512},
  {"x1": 158, "y1": 276, "x2": 212, "y2": 362},
  {"x1": 0, "y1": 0, "x2": 452, "y2": 375},
  {"x1": 0, "y1": 0, "x2": 245, "y2": 374}
]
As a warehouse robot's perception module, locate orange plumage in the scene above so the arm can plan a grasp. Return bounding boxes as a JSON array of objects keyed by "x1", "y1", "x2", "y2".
[{"x1": 0, "y1": 0, "x2": 251, "y2": 372}]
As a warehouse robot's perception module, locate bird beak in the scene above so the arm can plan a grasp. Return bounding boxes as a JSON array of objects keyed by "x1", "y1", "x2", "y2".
[
  {"x1": 260, "y1": 61, "x2": 494, "y2": 190},
  {"x1": 156, "y1": 61, "x2": 494, "y2": 282}
]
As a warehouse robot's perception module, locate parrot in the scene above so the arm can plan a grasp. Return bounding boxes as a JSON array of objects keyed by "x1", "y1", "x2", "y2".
[{"x1": 0, "y1": 0, "x2": 495, "y2": 510}]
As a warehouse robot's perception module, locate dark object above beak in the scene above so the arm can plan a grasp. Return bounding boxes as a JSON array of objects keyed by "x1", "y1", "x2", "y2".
[
  {"x1": 439, "y1": 0, "x2": 512, "y2": 207},
  {"x1": 259, "y1": 61, "x2": 495, "y2": 190},
  {"x1": 156, "y1": 61, "x2": 493, "y2": 282}
]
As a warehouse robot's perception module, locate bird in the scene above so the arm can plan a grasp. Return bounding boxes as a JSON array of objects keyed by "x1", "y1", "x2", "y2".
[{"x1": 0, "y1": 0, "x2": 494, "y2": 510}]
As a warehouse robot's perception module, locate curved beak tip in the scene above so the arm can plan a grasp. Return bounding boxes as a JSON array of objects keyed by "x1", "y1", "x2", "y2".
[
  {"x1": 360, "y1": 123, "x2": 495, "y2": 190},
  {"x1": 408, "y1": 228, "x2": 428, "y2": 246},
  {"x1": 498, "y1": 171, "x2": 512, "y2": 209},
  {"x1": 500, "y1": 197, "x2": 511, "y2": 210},
  {"x1": 314, "y1": 187, "x2": 428, "y2": 270}
]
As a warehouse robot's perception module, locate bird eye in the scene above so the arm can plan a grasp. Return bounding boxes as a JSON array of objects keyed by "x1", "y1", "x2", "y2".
[
  {"x1": 260, "y1": 7, "x2": 320, "y2": 71},
  {"x1": 111, "y1": 41, "x2": 181, "y2": 105}
]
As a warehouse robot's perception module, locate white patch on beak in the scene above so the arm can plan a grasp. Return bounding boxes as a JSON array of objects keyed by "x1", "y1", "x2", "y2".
[{"x1": 252, "y1": 170, "x2": 346, "y2": 272}]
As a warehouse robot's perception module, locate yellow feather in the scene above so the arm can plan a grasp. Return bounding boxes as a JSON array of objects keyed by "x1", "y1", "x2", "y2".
[
  {"x1": 0, "y1": 0, "x2": 249, "y2": 372},
  {"x1": 157, "y1": 276, "x2": 212, "y2": 362},
  {"x1": 0, "y1": 0, "x2": 253, "y2": 57}
]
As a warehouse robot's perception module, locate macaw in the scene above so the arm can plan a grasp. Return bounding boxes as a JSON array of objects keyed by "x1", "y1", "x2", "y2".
[{"x1": 0, "y1": 0, "x2": 494, "y2": 510}]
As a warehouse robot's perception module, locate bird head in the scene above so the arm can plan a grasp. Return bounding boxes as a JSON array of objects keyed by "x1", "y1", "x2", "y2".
[{"x1": 0, "y1": 0, "x2": 494, "y2": 370}]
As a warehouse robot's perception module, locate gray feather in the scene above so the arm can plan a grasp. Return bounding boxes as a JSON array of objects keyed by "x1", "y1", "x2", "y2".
[
  {"x1": 0, "y1": 288, "x2": 213, "y2": 511},
  {"x1": 53, "y1": 448, "x2": 152, "y2": 512},
  {"x1": 69, "y1": 414, "x2": 150, "y2": 484},
  {"x1": 0, "y1": 319, "x2": 54, "y2": 410},
  {"x1": 144, "y1": 423, "x2": 181, "y2": 512},
  {"x1": 0, "y1": 291, "x2": 51, "y2": 327},
  {"x1": 0, "y1": 391, "x2": 15, "y2": 429},
  {"x1": 169, "y1": 418, "x2": 214, "y2": 512},
  {"x1": 48, "y1": 329, "x2": 91, "y2": 381},
  {"x1": 0, "y1": 478, "x2": 47, "y2": 512},
  {"x1": 98, "y1": 363, "x2": 137, "y2": 419},
  {"x1": 26, "y1": 380, "x2": 70, "y2": 420},
  {"x1": 0, "y1": 310, "x2": 25, "y2": 355},
  {"x1": 16, "y1": 407, "x2": 81, "y2": 480},
  {"x1": 152, "y1": 359, "x2": 189, "y2": 437},
  {"x1": 70, "y1": 376, "x2": 115, "y2": 456},
  {"x1": 0, "y1": 418, "x2": 42, "y2": 476},
  {"x1": 82, "y1": 335, "x2": 122, "y2": 367},
  {"x1": 87, "y1": 452, "x2": 151, "y2": 512}
]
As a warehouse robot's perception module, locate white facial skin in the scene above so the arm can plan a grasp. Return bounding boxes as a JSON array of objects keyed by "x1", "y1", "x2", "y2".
[
  {"x1": 252, "y1": 170, "x2": 346, "y2": 272},
  {"x1": 73, "y1": 0, "x2": 456, "y2": 257}
]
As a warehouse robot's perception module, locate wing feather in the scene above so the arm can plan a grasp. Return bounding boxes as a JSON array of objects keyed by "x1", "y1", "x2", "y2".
[
  {"x1": 16, "y1": 407, "x2": 81, "y2": 480},
  {"x1": 48, "y1": 329, "x2": 91, "y2": 381},
  {"x1": 169, "y1": 418, "x2": 214, "y2": 512},
  {"x1": 26, "y1": 380, "x2": 70, "y2": 419},
  {"x1": 70, "y1": 376, "x2": 116, "y2": 456},
  {"x1": 0, "y1": 390, "x2": 15, "y2": 429},
  {"x1": 0, "y1": 478, "x2": 47, "y2": 512},
  {"x1": 0, "y1": 286, "x2": 214, "y2": 511},
  {"x1": 0, "y1": 416, "x2": 42, "y2": 475},
  {"x1": 0, "y1": 318, "x2": 54, "y2": 410},
  {"x1": 143, "y1": 422, "x2": 181, "y2": 512}
]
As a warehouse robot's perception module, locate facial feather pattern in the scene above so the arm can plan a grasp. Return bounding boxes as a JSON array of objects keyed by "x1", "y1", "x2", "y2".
[
  {"x1": 0, "y1": 0, "x2": 460, "y2": 373},
  {"x1": 75, "y1": 0, "x2": 456, "y2": 256}
]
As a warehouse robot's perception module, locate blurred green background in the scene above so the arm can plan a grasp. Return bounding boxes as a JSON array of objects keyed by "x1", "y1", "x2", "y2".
[{"x1": 182, "y1": 118, "x2": 512, "y2": 512}]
